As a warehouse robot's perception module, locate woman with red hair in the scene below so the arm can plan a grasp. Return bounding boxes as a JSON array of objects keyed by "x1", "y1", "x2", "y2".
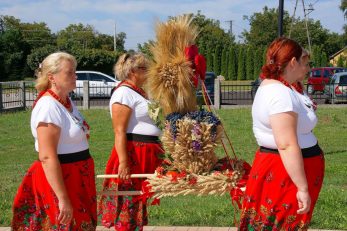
[{"x1": 239, "y1": 37, "x2": 324, "y2": 230}]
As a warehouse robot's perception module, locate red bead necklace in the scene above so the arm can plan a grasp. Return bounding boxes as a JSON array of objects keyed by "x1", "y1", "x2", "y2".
[
  {"x1": 291, "y1": 81, "x2": 304, "y2": 94},
  {"x1": 32, "y1": 90, "x2": 47, "y2": 108},
  {"x1": 47, "y1": 89, "x2": 71, "y2": 109},
  {"x1": 278, "y1": 77, "x2": 304, "y2": 94},
  {"x1": 117, "y1": 80, "x2": 148, "y2": 99},
  {"x1": 278, "y1": 77, "x2": 291, "y2": 89}
]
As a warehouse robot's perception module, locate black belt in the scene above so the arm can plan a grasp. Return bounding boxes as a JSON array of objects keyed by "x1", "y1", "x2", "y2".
[
  {"x1": 58, "y1": 149, "x2": 91, "y2": 164},
  {"x1": 126, "y1": 133, "x2": 160, "y2": 143},
  {"x1": 259, "y1": 143, "x2": 322, "y2": 158}
]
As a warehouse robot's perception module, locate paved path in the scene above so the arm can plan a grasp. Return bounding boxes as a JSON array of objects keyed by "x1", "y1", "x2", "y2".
[{"x1": 0, "y1": 226, "x2": 341, "y2": 231}]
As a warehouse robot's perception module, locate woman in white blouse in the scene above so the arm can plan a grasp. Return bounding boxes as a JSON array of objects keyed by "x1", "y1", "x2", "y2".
[
  {"x1": 12, "y1": 52, "x2": 96, "y2": 231},
  {"x1": 239, "y1": 38, "x2": 324, "y2": 231},
  {"x1": 99, "y1": 53, "x2": 163, "y2": 231}
]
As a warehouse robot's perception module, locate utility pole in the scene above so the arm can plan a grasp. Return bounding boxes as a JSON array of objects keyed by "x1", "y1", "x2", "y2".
[
  {"x1": 225, "y1": 20, "x2": 233, "y2": 38},
  {"x1": 303, "y1": 0, "x2": 314, "y2": 53},
  {"x1": 278, "y1": 0, "x2": 284, "y2": 37},
  {"x1": 114, "y1": 21, "x2": 117, "y2": 52}
]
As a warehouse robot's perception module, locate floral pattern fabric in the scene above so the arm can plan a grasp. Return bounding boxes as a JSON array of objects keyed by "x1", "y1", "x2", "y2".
[
  {"x1": 12, "y1": 158, "x2": 97, "y2": 231},
  {"x1": 239, "y1": 149, "x2": 325, "y2": 231},
  {"x1": 98, "y1": 141, "x2": 163, "y2": 231}
]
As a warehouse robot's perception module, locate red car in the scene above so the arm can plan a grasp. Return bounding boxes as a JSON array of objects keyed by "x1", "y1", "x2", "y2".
[{"x1": 307, "y1": 67, "x2": 347, "y2": 94}]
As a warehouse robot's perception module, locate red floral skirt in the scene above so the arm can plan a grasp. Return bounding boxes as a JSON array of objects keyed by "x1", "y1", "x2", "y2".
[
  {"x1": 98, "y1": 140, "x2": 163, "y2": 231},
  {"x1": 239, "y1": 148, "x2": 325, "y2": 231},
  {"x1": 12, "y1": 157, "x2": 97, "y2": 231}
]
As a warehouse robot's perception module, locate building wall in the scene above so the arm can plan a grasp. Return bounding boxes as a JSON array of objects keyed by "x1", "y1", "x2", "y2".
[{"x1": 330, "y1": 49, "x2": 347, "y2": 66}]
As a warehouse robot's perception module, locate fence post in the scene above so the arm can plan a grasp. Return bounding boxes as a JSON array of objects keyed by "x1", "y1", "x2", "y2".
[
  {"x1": 21, "y1": 81, "x2": 26, "y2": 109},
  {"x1": 83, "y1": 80, "x2": 90, "y2": 110},
  {"x1": 0, "y1": 83, "x2": 3, "y2": 111},
  {"x1": 214, "y1": 79, "x2": 221, "y2": 109}
]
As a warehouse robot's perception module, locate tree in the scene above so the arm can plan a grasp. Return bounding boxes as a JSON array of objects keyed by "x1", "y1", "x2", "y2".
[
  {"x1": 237, "y1": 46, "x2": 246, "y2": 80},
  {"x1": 228, "y1": 46, "x2": 237, "y2": 80},
  {"x1": 116, "y1": 32, "x2": 126, "y2": 52},
  {"x1": 220, "y1": 47, "x2": 228, "y2": 78},
  {"x1": 241, "y1": 7, "x2": 342, "y2": 57},
  {"x1": 337, "y1": 55, "x2": 345, "y2": 67},
  {"x1": 192, "y1": 11, "x2": 235, "y2": 56},
  {"x1": 27, "y1": 45, "x2": 58, "y2": 72},
  {"x1": 1, "y1": 15, "x2": 54, "y2": 50},
  {"x1": 253, "y1": 47, "x2": 264, "y2": 79},
  {"x1": 320, "y1": 52, "x2": 328, "y2": 67},
  {"x1": 206, "y1": 47, "x2": 213, "y2": 72},
  {"x1": 56, "y1": 24, "x2": 100, "y2": 51},
  {"x1": 311, "y1": 45, "x2": 322, "y2": 68},
  {"x1": 0, "y1": 29, "x2": 30, "y2": 80},
  {"x1": 213, "y1": 45, "x2": 222, "y2": 75},
  {"x1": 245, "y1": 46, "x2": 254, "y2": 80},
  {"x1": 242, "y1": 7, "x2": 291, "y2": 46},
  {"x1": 72, "y1": 49, "x2": 119, "y2": 75},
  {"x1": 138, "y1": 40, "x2": 155, "y2": 57}
]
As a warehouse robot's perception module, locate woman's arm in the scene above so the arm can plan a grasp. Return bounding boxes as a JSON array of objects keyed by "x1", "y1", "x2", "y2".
[
  {"x1": 270, "y1": 112, "x2": 311, "y2": 214},
  {"x1": 112, "y1": 103, "x2": 132, "y2": 180},
  {"x1": 37, "y1": 123, "x2": 73, "y2": 224}
]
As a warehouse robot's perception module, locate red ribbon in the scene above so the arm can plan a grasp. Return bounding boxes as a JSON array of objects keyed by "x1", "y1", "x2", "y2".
[
  {"x1": 184, "y1": 45, "x2": 207, "y2": 87},
  {"x1": 229, "y1": 187, "x2": 244, "y2": 209}
]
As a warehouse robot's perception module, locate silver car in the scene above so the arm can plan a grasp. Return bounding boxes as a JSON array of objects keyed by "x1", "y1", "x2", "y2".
[
  {"x1": 74, "y1": 71, "x2": 120, "y2": 98},
  {"x1": 324, "y1": 72, "x2": 347, "y2": 104}
]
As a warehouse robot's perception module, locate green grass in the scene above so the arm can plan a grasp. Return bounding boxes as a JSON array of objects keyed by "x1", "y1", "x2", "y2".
[{"x1": 0, "y1": 107, "x2": 346, "y2": 229}]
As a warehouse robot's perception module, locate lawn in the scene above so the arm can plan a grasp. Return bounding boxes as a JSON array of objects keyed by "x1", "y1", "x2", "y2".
[{"x1": 0, "y1": 107, "x2": 346, "y2": 229}]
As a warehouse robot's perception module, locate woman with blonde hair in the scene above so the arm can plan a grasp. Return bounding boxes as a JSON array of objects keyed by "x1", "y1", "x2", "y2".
[
  {"x1": 12, "y1": 52, "x2": 97, "y2": 231},
  {"x1": 98, "y1": 52, "x2": 163, "y2": 231}
]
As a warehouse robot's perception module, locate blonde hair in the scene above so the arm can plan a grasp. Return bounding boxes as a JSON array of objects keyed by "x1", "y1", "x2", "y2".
[
  {"x1": 35, "y1": 52, "x2": 77, "y2": 91},
  {"x1": 114, "y1": 53, "x2": 148, "y2": 81}
]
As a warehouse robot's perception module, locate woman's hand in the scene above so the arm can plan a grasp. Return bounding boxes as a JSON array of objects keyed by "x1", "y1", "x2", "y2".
[
  {"x1": 118, "y1": 161, "x2": 130, "y2": 180},
  {"x1": 296, "y1": 190, "x2": 311, "y2": 214},
  {"x1": 57, "y1": 196, "x2": 73, "y2": 225}
]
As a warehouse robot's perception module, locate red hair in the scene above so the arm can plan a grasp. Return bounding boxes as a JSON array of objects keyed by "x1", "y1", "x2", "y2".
[{"x1": 261, "y1": 37, "x2": 303, "y2": 80}]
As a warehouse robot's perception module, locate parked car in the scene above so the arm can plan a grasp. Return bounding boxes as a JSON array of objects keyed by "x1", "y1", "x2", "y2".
[
  {"x1": 74, "y1": 71, "x2": 120, "y2": 98},
  {"x1": 307, "y1": 67, "x2": 347, "y2": 95},
  {"x1": 324, "y1": 71, "x2": 347, "y2": 104},
  {"x1": 197, "y1": 72, "x2": 216, "y2": 104}
]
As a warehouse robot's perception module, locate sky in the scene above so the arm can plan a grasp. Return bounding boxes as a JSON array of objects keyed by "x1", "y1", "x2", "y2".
[{"x1": 0, "y1": 0, "x2": 345, "y2": 50}]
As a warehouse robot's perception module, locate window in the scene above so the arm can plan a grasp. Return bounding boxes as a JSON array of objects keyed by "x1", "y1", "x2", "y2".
[
  {"x1": 339, "y1": 75, "x2": 347, "y2": 85},
  {"x1": 89, "y1": 73, "x2": 104, "y2": 81},
  {"x1": 76, "y1": 73, "x2": 88, "y2": 81},
  {"x1": 312, "y1": 70, "x2": 321, "y2": 78},
  {"x1": 323, "y1": 70, "x2": 330, "y2": 78}
]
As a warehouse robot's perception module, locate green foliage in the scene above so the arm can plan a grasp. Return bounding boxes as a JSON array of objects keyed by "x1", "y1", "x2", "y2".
[
  {"x1": 227, "y1": 46, "x2": 237, "y2": 80},
  {"x1": 0, "y1": 28, "x2": 30, "y2": 81},
  {"x1": 220, "y1": 47, "x2": 228, "y2": 78},
  {"x1": 72, "y1": 49, "x2": 120, "y2": 75},
  {"x1": 56, "y1": 23, "x2": 99, "y2": 51},
  {"x1": 26, "y1": 45, "x2": 59, "y2": 72},
  {"x1": 206, "y1": 48, "x2": 213, "y2": 72},
  {"x1": 138, "y1": 40, "x2": 155, "y2": 58},
  {"x1": 337, "y1": 55, "x2": 345, "y2": 67},
  {"x1": 245, "y1": 46, "x2": 254, "y2": 80},
  {"x1": 253, "y1": 47, "x2": 263, "y2": 79},
  {"x1": 193, "y1": 11, "x2": 234, "y2": 51},
  {"x1": 311, "y1": 45, "x2": 322, "y2": 68},
  {"x1": 242, "y1": 7, "x2": 291, "y2": 47},
  {"x1": 320, "y1": 51, "x2": 328, "y2": 67},
  {"x1": 241, "y1": 6, "x2": 344, "y2": 57},
  {"x1": 213, "y1": 45, "x2": 222, "y2": 75},
  {"x1": 237, "y1": 46, "x2": 246, "y2": 80}
]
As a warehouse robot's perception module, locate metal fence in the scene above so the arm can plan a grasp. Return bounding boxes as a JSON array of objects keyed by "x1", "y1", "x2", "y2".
[{"x1": 1, "y1": 80, "x2": 346, "y2": 113}]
